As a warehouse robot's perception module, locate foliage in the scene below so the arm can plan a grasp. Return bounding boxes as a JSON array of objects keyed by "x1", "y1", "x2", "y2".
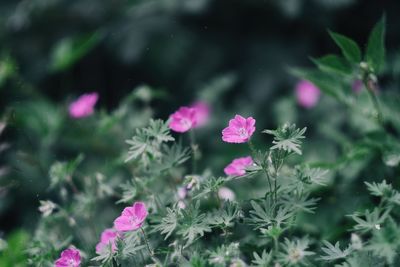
[{"x1": 1, "y1": 7, "x2": 400, "y2": 267}]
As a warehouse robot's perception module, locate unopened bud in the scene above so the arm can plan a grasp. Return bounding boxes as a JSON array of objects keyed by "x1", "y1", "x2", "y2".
[{"x1": 351, "y1": 233, "x2": 363, "y2": 250}]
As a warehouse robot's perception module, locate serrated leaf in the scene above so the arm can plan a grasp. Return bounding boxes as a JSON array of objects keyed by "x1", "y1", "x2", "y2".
[{"x1": 320, "y1": 241, "x2": 352, "y2": 261}]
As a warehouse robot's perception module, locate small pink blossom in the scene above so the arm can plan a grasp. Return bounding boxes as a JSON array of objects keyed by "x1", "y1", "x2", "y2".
[
  {"x1": 224, "y1": 156, "x2": 253, "y2": 176},
  {"x1": 169, "y1": 107, "x2": 197, "y2": 133},
  {"x1": 54, "y1": 248, "x2": 81, "y2": 267},
  {"x1": 191, "y1": 101, "x2": 210, "y2": 127},
  {"x1": 177, "y1": 200, "x2": 186, "y2": 209},
  {"x1": 69, "y1": 92, "x2": 99, "y2": 118},
  {"x1": 177, "y1": 187, "x2": 187, "y2": 200},
  {"x1": 295, "y1": 80, "x2": 320, "y2": 108},
  {"x1": 95, "y1": 228, "x2": 122, "y2": 254},
  {"x1": 222, "y1": 115, "x2": 256, "y2": 143},
  {"x1": 114, "y1": 202, "x2": 148, "y2": 232},
  {"x1": 218, "y1": 187, "x2": 236, "y2": 201}
]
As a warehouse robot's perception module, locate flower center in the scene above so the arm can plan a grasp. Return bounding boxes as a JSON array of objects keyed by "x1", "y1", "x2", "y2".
[
  {"x1": 129, "y1": 215, "x2": 138, "y2": 224},
  {"x1": 238, "y1": 127, "x2": 248, "y2": 138},
  {"x1": 181, "y1": 118, "x2": 192, "y2": 128},
  {"x1": 68, "y1": 259, "x2": 76, "y2": 267}
]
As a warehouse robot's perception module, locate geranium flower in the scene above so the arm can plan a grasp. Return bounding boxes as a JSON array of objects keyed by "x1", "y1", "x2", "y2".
[
  {"x1": 224, "y1": 156, "x2": 253, "y2": 176},
  {"x1": 169, "y1": 107, "x2": 197, "y2": 133},
  {"x1": 95, "y1": 228, "x2": 122, "y2": 254},
  {"x1": 69, "y1": 92, "x2": 99, "y2": 118},
  {"x1": 191, "y1": 101, "x2": 210, "y2": 127},
  {"x1": 54, "y1": 248, "x2": 81, "y2": 267},
  {"x1": 295, "y1": 80, "x2": 320, "y2": 108},
  {"x1": 222, "y1": 115, "x2": 256, "y2": 143},
  {"x1": 114, "y1": 202, "x2": 148, "y2": 232}
]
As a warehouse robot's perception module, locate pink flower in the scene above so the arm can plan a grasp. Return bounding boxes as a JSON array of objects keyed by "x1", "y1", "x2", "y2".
[
  {"x1": 224, "y1": 156, "x2": 253, "y2": 176},
  {"x1": 295, "y1": 80, "x2": 320, "y2": 108},
  {"x1": 191, "y1": 101, "x2": 210, "y2": 127},
  {"x1": 177, "y1": 187, "x2": 187, "y2": 200},
  {"x1": 54, "y1": 248, "x2": 81, "y2": 267},
  {"x1": 95, "y1": 228, "x2": 122, "y2": 254},
  {"x1": 169, "y1": 107, "x2": 197, "y2": 133},
  {"x1": 114, "y1": 202, "x2": 148, "y2": 232},
  {"x1": 222, "y1": 115, "x2": 256, "y2": 143},
  {"x1": 218, "y1": 187, "x2": 236, "y2": 201},
  {"x1": 68, "y1": 92, "x2": 99, "y2": 118}
]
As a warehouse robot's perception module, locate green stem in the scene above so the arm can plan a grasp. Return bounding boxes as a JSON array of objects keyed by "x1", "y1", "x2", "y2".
[
  {"x1": 112, "y1": 257, "x2": 119, "y2": 267},
  {"x1": 189, "y1": 130, "x2": 197, "y2": 174},
  {"x1": 140, "y1": 227, "x2": 161, "y2": 265},
  {"x1": 248, "y1": 141, "x2": 274, "y2": 205},
  {"x1": 274, "y1": 176, "x2": 277, "y2": 205},
  {"x1": 66, "y1": 175, "x2": 79, "y2": 194},
  {"x1": 363, "y1": 77, "x2": 383, "y2": 125},
  {"x1": 273, "y1": 235, "x2": 279, "y2": 255}
]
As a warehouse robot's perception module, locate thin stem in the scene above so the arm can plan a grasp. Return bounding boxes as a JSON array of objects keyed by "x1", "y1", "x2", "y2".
[
  {"x1": 215, "y1": 191, "x2": 222, "y2": 208},
  {"x1": 363, "y1": 77, "x2": 383, "y2": 124},
  {"x1": 264, "y1": 168, "x2": 274, "y2": 205},
  {"x1": 274, "y1": 176, "x2": 277, "y2": 205},
  {"x1": 140, "y1": 227, "x2": 161, "y2": 265},
  {"x1": 112, "y1": 257, "x2": 119, "y2": 267},
  {"x1": 273, "y1": 235, "x2": 279, "y2": 255},
  {"x1": 248, "y1": 140, "x2": 257, "y2": 156},
  {"x1": 248, "y1": 141, "x2": 274, "y2": 205},
  {"x1": 66, "y1": 175, "x2": 79, "y2": 194},
  {"x1": 189, "y1": 130, "x2": 197, "y2": 174}
]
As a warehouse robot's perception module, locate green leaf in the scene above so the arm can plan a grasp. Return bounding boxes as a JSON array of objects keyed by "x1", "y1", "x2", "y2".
[
  {"x1": 0, "y1": 230, "x2": 29, "y2": 267},
  {"x1": 328, "y1": 31, "x2": 361, "y2": 63},
  {"x1": 311, "y1": 54, "x2": 352, "y2": 75},
  {"x1": 366, "y1": 15, "x2": 386, "y2": 73},
  {"x1": 50, "y1": 31, "x2": 102, "y2": 72},
  {"x1": 263, "y1": 123, "x2": 306, "y2": 155},
  {"x1": 320, "y1": 241, "x2": 353, "y2": 261}
]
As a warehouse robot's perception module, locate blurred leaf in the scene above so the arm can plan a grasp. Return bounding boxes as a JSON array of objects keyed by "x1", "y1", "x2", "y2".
[
  {"x1": 312, "y1": 54, "x2": 352, "y2": 75},
  {"x1": 366, "y1": 15, "x2": 386, "y2": 73},
  {"x1": 328, "y1": 31, "x2": 361, "y2": 64},
  {"x1": 0, "y1": 230, "x2": 29, "y2": 267},
  {"x1": 320, "y1": 241, "x2": 352, "y2": 261},
  {"x1": 50, "y1": 32, "x2": 102, "y2": 72},
  {"x1": 49, "y1": 154, "x2": 84, "y2": 189},
  {"x1": 0, "y1": 54, "x2": 16, "y2": 88}
]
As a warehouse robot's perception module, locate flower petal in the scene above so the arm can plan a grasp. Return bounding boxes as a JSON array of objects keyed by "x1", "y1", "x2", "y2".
[{"x1": 114, "y1": 216, "x2": 134, "y2": 232}]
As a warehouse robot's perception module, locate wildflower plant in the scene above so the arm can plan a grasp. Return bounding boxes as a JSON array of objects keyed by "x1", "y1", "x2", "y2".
[{"x1": 8, "y1": 15, "x2": 400, "y2": 267}]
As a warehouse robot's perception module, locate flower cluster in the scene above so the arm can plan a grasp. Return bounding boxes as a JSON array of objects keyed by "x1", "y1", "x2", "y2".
[
  {"x1": 222, "y1": 115, "x2": 255, "y2": 177},
  {"x1": 54, "y1": 202, "x2": 148, "y2": 265}
]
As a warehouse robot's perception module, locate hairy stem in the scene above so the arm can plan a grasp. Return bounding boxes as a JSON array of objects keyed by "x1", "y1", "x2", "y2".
[
  {"x1": 189, "y1": 130, "x2": 198, "y2": 174},
  {"x1": 363, "y1": 76, "x2": 383, "y2": 125},
  {"x1": 248, "y1": 141, "x2": 274, "y2": 205},
  {"x1": 140, "y1": 227, "x2": 161, "y2": 265}
]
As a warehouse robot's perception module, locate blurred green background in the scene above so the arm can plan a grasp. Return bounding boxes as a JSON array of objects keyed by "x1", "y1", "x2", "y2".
[{"x1": 1, "y1": 0, "x2": 400, "y2": 261}]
